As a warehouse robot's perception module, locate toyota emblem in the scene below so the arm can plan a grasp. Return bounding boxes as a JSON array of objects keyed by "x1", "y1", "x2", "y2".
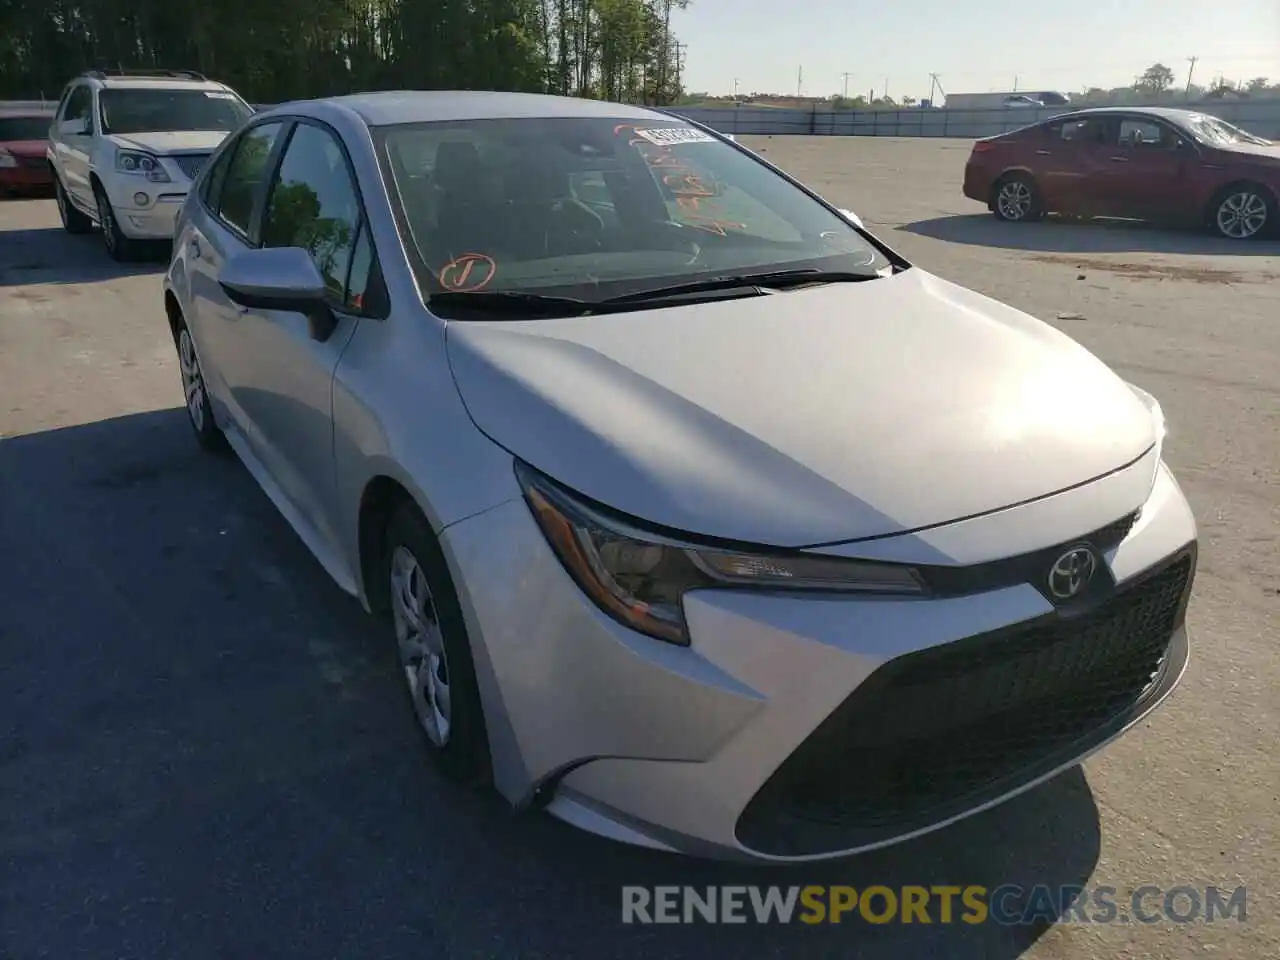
[{"x1": 1047, "y1": 546, "x2": 1097, "y2": 600}]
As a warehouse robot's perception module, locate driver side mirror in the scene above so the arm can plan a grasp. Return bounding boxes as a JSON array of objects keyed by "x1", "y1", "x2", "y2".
[
  {"x1": 218, "y1": 246, "x2": 339, "y2": 342},
  {"x1": 61, "y1": 117, "x2": 88, "y2": 136},
  {"x1": 838, "y1": 208, "x2": 865, "y2": 229}
]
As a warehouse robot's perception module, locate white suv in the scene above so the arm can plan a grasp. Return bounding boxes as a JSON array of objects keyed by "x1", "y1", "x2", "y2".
[{"x1": 47, "y1": 68, "x2": 253, "y2": 261}]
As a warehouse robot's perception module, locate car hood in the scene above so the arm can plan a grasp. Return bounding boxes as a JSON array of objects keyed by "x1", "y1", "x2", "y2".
[
  {"x1": 2, "y1": 139, "x2": 48, "y2": 158},
  {"x1": 445, "y1": 268, "x2": 1157, "y2": 547},
  {"x1": 108, "y1": 131, "x2": 228, "y2": 154}
]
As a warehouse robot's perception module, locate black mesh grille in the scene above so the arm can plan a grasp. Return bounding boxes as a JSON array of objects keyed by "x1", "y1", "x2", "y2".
[
  {"x1": 738, "y1": 552, "x2": 1193, "y2": 855},
  {"x1": 173, "y1": 153, "x2": 210, "y2": 181}
]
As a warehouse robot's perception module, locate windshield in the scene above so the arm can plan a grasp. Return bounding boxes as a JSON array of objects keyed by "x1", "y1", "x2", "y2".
[
  {"x1": 1183, "y1": 114, "x2": 1272, "y2": 147},
  {"x1": 378, "y1": 116, "x2": 889, "y2": 312},
  {"x1": 0, "y1": 116, "x2": 52, "y2": 141},
  {"x1": 99, "y1": 88, "x2": 251, "y2": 135}
]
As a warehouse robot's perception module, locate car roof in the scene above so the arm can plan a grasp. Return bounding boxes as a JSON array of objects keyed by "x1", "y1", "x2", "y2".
[
  {"x1": 278, "y1": 90, "x2": 677, "y2": 126},
  {"x1": 95, "y1": 77, "x2": 229, "y2": 92},
  {"x1": 1054, "y1": 106, "x2": 1209, "y2": 122}
]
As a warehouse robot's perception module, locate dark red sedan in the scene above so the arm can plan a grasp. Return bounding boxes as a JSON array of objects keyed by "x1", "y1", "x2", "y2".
[
  {"x1": 963, "y1": 107, "x2": 1280, "y2": 240},
  {"x1": 0, "y1": 112, "x2": 54, "y2": 197}
]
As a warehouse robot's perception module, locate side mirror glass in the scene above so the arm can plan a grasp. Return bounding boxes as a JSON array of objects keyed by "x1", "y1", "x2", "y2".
[
  {"x1": 838, "y1": 207, "x2": 865, "y2": 229},
  {"x1": 218, "y1": 247, "x2": 338, "y2": 342}
]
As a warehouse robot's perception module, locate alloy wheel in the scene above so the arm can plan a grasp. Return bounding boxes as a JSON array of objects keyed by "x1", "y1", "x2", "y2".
[
  {"x1": 389, "y1": 545, "x2": 452, "y2": 747},
  {"x1": 997, "y1": 180, "x2": 1033, "y2": 221},
  {"x1": 1216, "y1": 191, "x2": 1268, "y2": 239},
  {"x1": 177, "y1": 329, "x2": 207, "y2": 431}
]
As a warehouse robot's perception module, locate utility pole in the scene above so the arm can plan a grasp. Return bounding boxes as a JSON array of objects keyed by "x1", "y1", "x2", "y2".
[
  {"x1": 673, "y1": 42, "x2": 683, "y2": 96},
  {"x1": 842, "y1": 72, "x2": 853, "y2": 99},
  {"x1": 797, "y1": 65, "x2": 803, "y2": 97},
  {"x1": 733, "y1": 77, "x2": 740, "y2": 100},
  {"x1": 1185, "y1": 56, "x2": 1198, "y2": 97},
  {"x1": 882, "y1": 77, "x2": 888, "y2": 99},
  {"x1": 1013, "y1": 74, "x2": 1019, "y2": 92}
]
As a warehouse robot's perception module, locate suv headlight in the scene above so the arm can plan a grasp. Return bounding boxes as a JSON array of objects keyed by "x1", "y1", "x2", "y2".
[
  {"x1": 516, "y1": 461, "x2": 924, "y2": 646},
  {"x1": 116, "y1": 150, "x2": 171, "y2": 182}
]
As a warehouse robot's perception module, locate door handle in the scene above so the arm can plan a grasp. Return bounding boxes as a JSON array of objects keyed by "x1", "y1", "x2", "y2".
[
  {"x1": 189, "y1": 237, "x2": 202, "y2": 259},
  {"x1": 1109, "y1": 156, "x2": 1129, "y2": 162}
]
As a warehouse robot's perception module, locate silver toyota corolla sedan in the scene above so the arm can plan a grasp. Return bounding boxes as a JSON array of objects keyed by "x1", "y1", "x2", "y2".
[{"x1": 162, "y1": 90, "x2": 1197, "y2": 863}]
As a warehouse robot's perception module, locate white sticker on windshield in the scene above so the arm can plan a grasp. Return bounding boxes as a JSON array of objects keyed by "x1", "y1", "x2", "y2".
[
  {"x1": 631, "y1": 127, "x2": 718, "y2": 146},
  {"x1": 204, "y1": 91, "x2": 236, "y2": 99}
]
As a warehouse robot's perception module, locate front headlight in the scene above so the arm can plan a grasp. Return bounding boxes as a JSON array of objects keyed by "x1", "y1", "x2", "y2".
[
  {"x1": 516, "y1": 461, "x2": 925, "y2": 646},
  {"x1": 0, "y1": 150, "x2": 16, "y2": 169},
  {"x1": 116, "y1": 150, "x2": 171, "y2": 182}
]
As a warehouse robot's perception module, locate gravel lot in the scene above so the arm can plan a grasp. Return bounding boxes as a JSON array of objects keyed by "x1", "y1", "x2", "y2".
[{"x1": 1, "y1": 136, "x2": 1277, "y2": 959}]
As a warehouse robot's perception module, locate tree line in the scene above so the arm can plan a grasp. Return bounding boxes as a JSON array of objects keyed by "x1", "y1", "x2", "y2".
[{"x1": 0, "y1": 0, "x2": 691, "y2": 105}]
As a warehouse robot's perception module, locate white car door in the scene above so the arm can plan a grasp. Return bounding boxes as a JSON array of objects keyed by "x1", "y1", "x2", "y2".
[{"x1": 53, "y1": 85, "x2": 95, "y2": 206}]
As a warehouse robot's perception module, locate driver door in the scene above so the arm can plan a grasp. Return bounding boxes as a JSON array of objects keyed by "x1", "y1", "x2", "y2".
[
  {"x1": 53, "y1": 85, "x2": 95, "y2": 207},
  {"x1": 221, "y1": 119, "x2": 380, "y2": 553}
]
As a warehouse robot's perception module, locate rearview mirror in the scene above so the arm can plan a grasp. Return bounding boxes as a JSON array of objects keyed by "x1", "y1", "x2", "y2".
[
  {"x1": 838, "y1": 208, "x2": 865, "y2": 229},
  {"x1": 218, "y1": 247, "x2": 339, "y2": 342},
  {"x1": 61, "y1": 117, "x2": 88, "y2": 136}
]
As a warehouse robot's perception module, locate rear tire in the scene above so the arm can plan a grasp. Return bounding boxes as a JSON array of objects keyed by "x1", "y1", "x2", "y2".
[
  {"x1": 992, "y1": 174, "x2": 1044, "y2": 222},
  {"x1": 172, "y1": 313, "x2": 227, "y2": 453},
  {"x1": 382, "y1": 502, "x2": 491, "y2": 787},
  {"x1": 55, "y1": 175, "x2": 92, "y2": 234},
  {"x1": 93, "y1": 183, "x2": 141, "y2": 262},
  {"x1": 1208, "y1": 183, "x2": 1274, "y2": 240}
]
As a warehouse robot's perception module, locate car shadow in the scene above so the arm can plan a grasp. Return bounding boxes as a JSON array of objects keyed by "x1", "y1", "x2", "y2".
[
  {"x1": 0, "y1": 225, "x2": 169, "y2": 286},
  {"x1": 0, "y1": 408, "x2": 1104, "y2": 959},
  {"x1": 900, "y1": 213, "x2": 1280, "y2": 256}
]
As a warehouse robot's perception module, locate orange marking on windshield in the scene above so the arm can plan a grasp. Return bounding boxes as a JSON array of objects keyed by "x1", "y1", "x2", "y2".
[
  {"x1": 618, "y1": 125, "x2": 746, "y2": 235},
  {"x1": 439, "y1": 253, "x2": 497, "y2": 292}
]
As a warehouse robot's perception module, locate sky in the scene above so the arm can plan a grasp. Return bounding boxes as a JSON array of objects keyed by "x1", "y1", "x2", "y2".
[{"x1": 671, "y1": 0, "x2": 1280, "y2": 100}]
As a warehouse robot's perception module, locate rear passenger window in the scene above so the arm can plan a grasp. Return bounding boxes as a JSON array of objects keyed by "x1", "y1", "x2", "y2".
[
  {"x1": 259, "y1": 123, "x2": 363, "y2": 303},
  {"x1": 216, "y1": 121, "x2": 283, "y2": 236}
]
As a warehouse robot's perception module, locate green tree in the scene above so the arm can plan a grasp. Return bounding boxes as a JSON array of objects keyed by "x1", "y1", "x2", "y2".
[{"x1": 1136, "y1": 62, "x2": 1176, "y2": 95}]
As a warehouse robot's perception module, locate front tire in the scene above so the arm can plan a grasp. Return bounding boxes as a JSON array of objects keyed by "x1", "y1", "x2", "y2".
[
  {"x1": 173, "y1": 315, "x2": 226, "y2": 452},
  {"x1": 383, "y1": 502, "x2": 490, "y2": 786},
  {"x1": 992, "y1": 174, "x2": 1044, "y2": 222},
  {"x1": 55, "y1": 175, "x2": 92, "y2": 234},
  {"x1": 93, "y1": 184, "x2": 141, "y2": 262},
  {"x1": 1209, "y1": 183, "x2": 1274, "y2": 240}
]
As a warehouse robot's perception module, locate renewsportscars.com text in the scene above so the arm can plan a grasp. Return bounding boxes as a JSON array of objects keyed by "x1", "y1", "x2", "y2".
[{"x1": 621, "y1": 884, "x2": 1247, "y2": 925}]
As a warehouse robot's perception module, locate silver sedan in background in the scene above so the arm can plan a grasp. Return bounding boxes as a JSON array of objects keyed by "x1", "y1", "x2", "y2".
[{"x1": 162, "y1": 91, "x2": 1197, "y2": 863}]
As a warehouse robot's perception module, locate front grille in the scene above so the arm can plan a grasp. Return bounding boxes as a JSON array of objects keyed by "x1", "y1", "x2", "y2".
[
  {"x1": 172, "y1": 153, "x2": 210, "y2": 181},
  {"x1": 737, "y1": 552, "x2": 1193, "y2": 856}
]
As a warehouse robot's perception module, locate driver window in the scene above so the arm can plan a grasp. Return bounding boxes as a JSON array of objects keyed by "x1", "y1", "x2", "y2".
[
  {"x1": 61, "y1": 86, "x2": 92, "y2": 131},
  {"x1": 1117, "y1": 118, "x2": 1174, "y2": 149}
]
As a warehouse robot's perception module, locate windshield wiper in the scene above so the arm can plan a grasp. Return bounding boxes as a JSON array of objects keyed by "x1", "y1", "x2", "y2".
[
  {"x1": 428, "y1": 290, "x2": 594, "y2": 315},
  {"x1": 599, "y1": 268, "x2": 880, "y2": 305}
]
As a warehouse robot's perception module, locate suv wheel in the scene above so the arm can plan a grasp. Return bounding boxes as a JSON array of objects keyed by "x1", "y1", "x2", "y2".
[
  {"x1": 55, "y1": 176, "x2": 92, "y2": 234},
  {"x1": 94, "y1": 185, "x2": 141, "y2": 262}
]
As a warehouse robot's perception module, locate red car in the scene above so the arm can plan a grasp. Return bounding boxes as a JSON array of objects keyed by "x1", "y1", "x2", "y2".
[
  {"x1": 963, "y1": 107, "x2": 1280, "y2": 240},
  {"x1": 0, "y1": 112, "x2": 55, "y2": 197}
]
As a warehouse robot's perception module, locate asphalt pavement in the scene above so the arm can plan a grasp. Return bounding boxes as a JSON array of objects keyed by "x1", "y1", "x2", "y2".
[{"x1": 1, "y1": 138, "x2": 1277, "y2": 959}]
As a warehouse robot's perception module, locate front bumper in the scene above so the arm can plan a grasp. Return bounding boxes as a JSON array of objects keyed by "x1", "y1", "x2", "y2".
[
  {"x1": 441, "y1": 461, "x2": 1197, "y2": 863},
  {"x1": 100, "y1": 174, "x2": 187, "y2": 239}
]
